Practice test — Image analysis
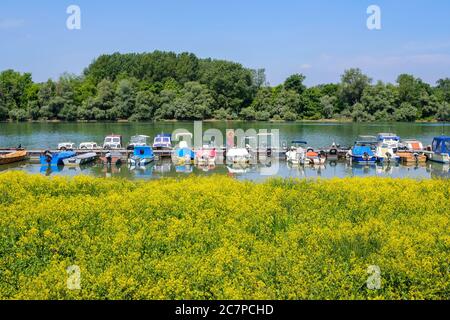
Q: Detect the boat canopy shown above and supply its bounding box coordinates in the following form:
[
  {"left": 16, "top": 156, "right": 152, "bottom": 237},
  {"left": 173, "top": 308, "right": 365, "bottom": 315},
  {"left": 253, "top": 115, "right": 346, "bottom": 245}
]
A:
[
  {"left": 352, "top": 146, "right": 375, "bottom": 156},
  {"left": 153, "top": 134, "right": 172, "bottom": 147},
  {"left": 156, "top": 133, "right": 171, "bottom": 138},
  {"left": 177, "top": 148, "right": 195, "bottom": 158},
  {"left": 377, "top": 133, "right": 400, "bottom": 141},
  {"left": 292, "top": 140, "right": 307, "bottom": 145},
  {"left": 175, "top": 132, "right": 193, "bottom": 140},
  {"left": 134, "top": 146, "right": 154, "bottom": 157},
  {"left": 227, "top": 148, "right": 249, "bottom": 157},
  {"left": 432, "top": 136, "right": 450, "bottom": 154},
  {"left": 131, "top": 135, "right": 150, "bottom": 143}
]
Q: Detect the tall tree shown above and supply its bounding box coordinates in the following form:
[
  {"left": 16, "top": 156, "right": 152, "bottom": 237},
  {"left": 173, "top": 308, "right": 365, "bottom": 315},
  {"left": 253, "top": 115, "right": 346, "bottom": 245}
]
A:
[
  {"left": 284, "top": 74, "right": 306, "bottom": 95},
  {"left": 339, "top": 68, "right": 372, "bottom": 108}
]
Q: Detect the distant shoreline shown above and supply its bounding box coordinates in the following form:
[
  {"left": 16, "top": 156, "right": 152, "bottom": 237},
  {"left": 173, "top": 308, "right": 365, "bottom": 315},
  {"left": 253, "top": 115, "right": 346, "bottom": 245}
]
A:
[{"left": 0, "top": 118, "right": 446, "bottom": 124}]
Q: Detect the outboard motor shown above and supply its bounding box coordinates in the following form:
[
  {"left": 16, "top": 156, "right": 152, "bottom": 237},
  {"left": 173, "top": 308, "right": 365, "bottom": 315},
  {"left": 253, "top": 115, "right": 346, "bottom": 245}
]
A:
[
  {"left": 363, "top": 152, "right": 370, "bottom": 161},
  {"left": 385, "top": 152, "right": 392, "bottom": 162},
  {"left": 43, "top": 150, "right": 53, "bottom": 164},
  {"left": 105, "top": 151, "right": 112, "bottom": 165}
]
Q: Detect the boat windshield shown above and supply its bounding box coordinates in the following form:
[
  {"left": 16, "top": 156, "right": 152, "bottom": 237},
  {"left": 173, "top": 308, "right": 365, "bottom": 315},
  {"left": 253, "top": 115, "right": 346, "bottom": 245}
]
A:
[
  {"left": 155, "top": 137, "right": 170, "bottom": 143},
  {"left": 131, "top": 136, "right": 148, "bottom": 144}
]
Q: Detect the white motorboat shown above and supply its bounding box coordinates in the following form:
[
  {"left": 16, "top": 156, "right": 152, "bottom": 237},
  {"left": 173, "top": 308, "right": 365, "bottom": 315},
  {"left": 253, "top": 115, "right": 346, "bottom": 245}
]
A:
[
  {"left": 226, "top": 148, "right": 251, "bottom": 164},
  {"left": 375, "top": 144, "right": 400, "bottom": 163},
  {"left": 377, "top": 133, "right": 400, "bottom": 151}
]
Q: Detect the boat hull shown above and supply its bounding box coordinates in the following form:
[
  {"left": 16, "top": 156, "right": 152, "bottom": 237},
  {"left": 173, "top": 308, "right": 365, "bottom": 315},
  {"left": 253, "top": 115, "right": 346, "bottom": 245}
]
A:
[
  {"left": 396, "top": 152, "right": 427, "bottom": 164},
  {"left": 196, "top": 157, "right": 216, "bottom": 166},
  {"left": 306, "top": 157, "right": 326, "bottom": 165},
  {"left": 428, "top": 153, "right": 450, "bottom": 164},
  {"left": 63, "top": 153, "right": 98, "bottom": 166},
  {"left": 0, "top": 150, "right": 28, "bottom": 165},
  {"left": 128, "top": 156, "right": 154, "bottom": 167},
  {"left": 40, "top": 151, "right": 77, "bottom": 166},
  {"left": 351, "top": 155, "right": 377, "bottom": 164},
  {"left": 376, "top": 156, "right": 401, "bottom": 164}
]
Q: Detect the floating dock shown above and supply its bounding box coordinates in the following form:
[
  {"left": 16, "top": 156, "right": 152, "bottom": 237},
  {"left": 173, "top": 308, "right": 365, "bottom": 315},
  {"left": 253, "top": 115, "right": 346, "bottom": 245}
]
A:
[{"left": 0, "top": 147, "right": 352, "bottom": 161}]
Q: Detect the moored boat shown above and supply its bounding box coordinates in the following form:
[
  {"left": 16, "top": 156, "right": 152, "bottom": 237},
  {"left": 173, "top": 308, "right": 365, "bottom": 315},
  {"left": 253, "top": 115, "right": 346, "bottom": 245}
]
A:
[
  {"left": 326, "top": 142, "right": 339, "bottom": 161},
  {"left": 63, "top": 152, "right": 99, "bottom": 166},
  {"left": 103, "top": 135, "right": 123, "bottom": 149},
  {"left": 286, "top": 141, "right": 307, "bottom": 165},
  {"left": 226, "top": 147, "right": 251, "bottom": 164},
  {"left": 286, "top": 141, "right": 325, "bottom": 165},
  {"left": 128, "top": 146, "right": 155, "bottom": 166},
  {"left": 40, "top": 151, "right": 77, "bottom": 165},
  {"left": 79, "top": 142, "right": 99, "bottom": 150},
  {"left": 396, "top": 151, "right": 427, "bottom": 165},
  {"left": 427, "top": 136, "right": 450, "bottom": 164},
  {"left": 400, "top": 139, "right": 424, "bottom": 152},
  {"left": 127, "top": 135, "right": 150, "bottom": 150},
  {"left": 397, "top": 139, "right": 427, "bottom": 164},
  {"left": 153, "top": 134, "right": 172, "bottom": 150},
  {"left": 195, "top": 147, "right": 217, "bottom": 166},
  {"left": 173, "top": 141, "right": 195, "bottom": 165},
  {"left": 305, "top": 149, "right": 326, "bottom": 165},
  {"left": 347, "top": 136, "right": 378, "bottom": 164},
  {"left": 375, "top": 143, "right": 400, "bottom": 163},
  {"left": 40, "top": 151, "right": 77, "bottom": 166},
  {"left": 348, "top": 145, "right": 377, "bottom": 164},
  {"left": 58, "top": 142, "right": 76, "bottom": 151},
  {"left": 377, "top": 133, "right": 400, "bottom": 151},
  {"left": 0, "top": 150, "right": 28, "bottom": 165}
]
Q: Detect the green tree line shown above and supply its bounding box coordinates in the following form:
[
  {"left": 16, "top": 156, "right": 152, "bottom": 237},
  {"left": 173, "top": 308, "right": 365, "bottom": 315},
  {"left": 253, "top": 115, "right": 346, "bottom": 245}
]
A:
[{"left": 1, "top": 51, "right": 449, "bottom": 122}]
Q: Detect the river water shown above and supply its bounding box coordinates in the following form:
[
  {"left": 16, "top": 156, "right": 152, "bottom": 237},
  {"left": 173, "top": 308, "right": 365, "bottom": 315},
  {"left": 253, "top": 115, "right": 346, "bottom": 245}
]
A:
[{"left": 1, "top": 121, "right": 449, "bottom": 180}]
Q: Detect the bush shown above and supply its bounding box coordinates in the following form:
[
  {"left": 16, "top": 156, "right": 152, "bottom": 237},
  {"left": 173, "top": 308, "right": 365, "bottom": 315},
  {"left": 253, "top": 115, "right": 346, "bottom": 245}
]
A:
[
  {"left": 0, "top": 172, "right": 449, "bottom": 300},
  {"left": 213, "top": 108, "right": 228, "bottom": 120},
  {"left": 8, "top": 108, "right": 28, "bottom": 121},
  {"left": 394, "top": 103, "right": 418, "bottom": 122},
  {"left": 282, "top": 110, "right": 298, "bottom": 121},
  {"left": 255, "top": 110, "right": 271, "bottom": 121}
]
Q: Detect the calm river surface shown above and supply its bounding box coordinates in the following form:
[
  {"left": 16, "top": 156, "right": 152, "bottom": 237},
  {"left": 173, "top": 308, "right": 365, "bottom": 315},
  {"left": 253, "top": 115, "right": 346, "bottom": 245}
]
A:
[{"left": 1, "top": 121, "right": 449, "bottom": 180}]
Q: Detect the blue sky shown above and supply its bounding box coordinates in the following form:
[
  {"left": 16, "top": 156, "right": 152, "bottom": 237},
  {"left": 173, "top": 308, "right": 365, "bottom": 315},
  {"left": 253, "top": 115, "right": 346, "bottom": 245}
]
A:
[{"left": 1, "top": 0, "right": 450, "bottom": 85}]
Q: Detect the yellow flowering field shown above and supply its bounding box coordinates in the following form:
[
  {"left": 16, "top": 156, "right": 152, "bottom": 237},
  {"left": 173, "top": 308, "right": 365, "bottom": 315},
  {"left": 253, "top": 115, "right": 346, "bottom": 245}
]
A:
[{"left": 0, "top": 171, "right": 449, "bottom": 300}]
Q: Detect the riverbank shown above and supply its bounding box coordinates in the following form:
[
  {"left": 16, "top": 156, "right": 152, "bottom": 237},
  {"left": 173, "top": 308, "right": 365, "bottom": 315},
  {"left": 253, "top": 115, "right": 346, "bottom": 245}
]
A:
[
  {"left": 0, "top": 172, "right": 448, "bottom": 299},
  {"left": 0, "top": 118, "right": 444, "bottom": 124}
]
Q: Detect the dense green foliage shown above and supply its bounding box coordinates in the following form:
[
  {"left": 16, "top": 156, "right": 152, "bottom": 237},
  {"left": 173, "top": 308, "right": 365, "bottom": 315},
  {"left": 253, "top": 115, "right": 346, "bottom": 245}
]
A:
[
  {"left": 1, "top": 51, "right": 450, "bottom": 122},
  {"left": 0, "top": 172, "right": 449, "bottom": 299}
]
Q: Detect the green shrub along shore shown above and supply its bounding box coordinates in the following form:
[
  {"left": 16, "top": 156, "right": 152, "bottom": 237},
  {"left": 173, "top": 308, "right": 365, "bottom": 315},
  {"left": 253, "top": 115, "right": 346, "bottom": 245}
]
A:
[
  {"left": 1, "top": 51, "right": 450, "bottom": 123},
  {"left": 0, "top": 172, "right": 449, "bottom": 300}
]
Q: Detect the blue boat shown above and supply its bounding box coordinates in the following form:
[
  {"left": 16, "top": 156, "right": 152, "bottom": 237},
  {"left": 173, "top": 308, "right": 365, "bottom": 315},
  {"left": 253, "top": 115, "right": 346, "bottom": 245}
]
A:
[
  {"left": 176, "top": 147, "right": 195, "bottom": 159},
  {"left": 40, "top": 151, "right": 77, "bottom": 166},
  {"left": 128, "top": 146, "right": 155, "bottom": 167},
  {"left": 428, "top": 136, "right": 450, "bottom": 164},
  {"left": 349, "top": 145, "right": 377, "bottom": 164}
]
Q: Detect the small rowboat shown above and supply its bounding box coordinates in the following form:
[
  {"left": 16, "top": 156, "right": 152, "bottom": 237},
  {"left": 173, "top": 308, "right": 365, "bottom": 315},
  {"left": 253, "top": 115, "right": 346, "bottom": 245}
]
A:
[
  {"left": 0, "top": 150, "right": 28, "bottom": 165},
  {"left": 63, "top": 152, "right": 99, "bottom": 166}
]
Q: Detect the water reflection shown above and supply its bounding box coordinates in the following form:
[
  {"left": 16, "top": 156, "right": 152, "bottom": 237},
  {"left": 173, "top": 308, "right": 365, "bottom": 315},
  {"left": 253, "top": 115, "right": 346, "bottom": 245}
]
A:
[{"left": 1, "top": 159, "right": 449, "bottom": 181}]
